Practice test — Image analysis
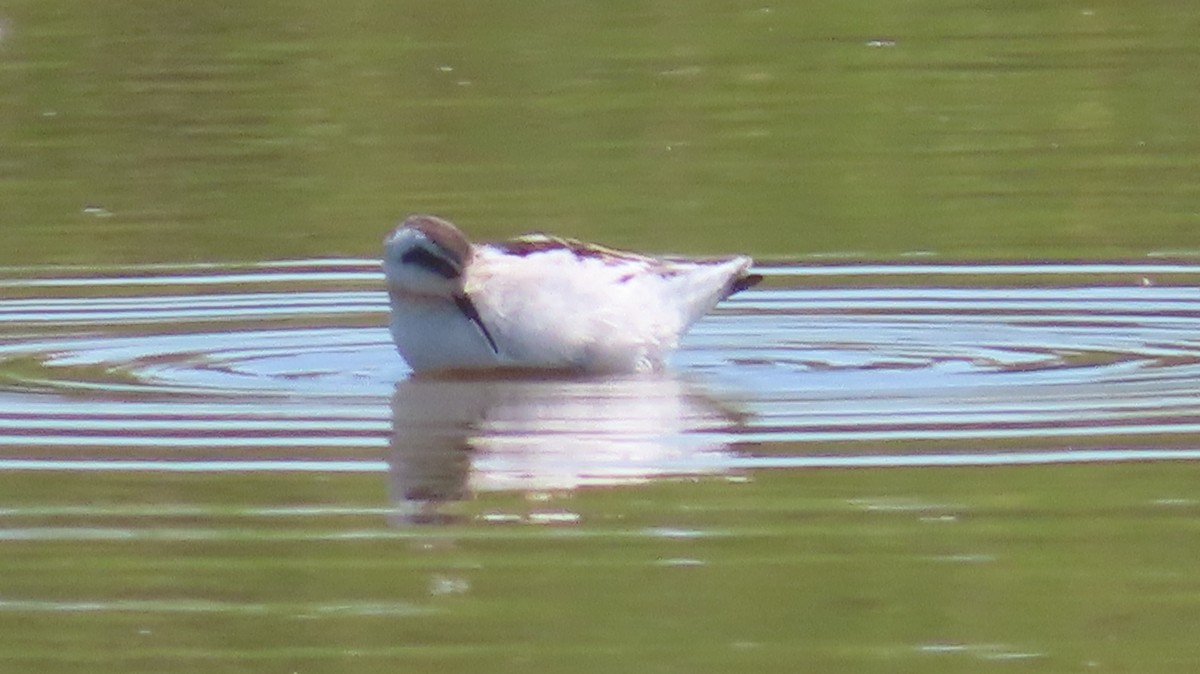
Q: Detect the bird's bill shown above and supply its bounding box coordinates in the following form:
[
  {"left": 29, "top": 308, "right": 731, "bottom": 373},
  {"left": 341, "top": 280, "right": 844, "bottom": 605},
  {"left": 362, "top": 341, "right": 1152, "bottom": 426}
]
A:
[{"left": 453, "top": 294, "right": 499, "bottom": 355}]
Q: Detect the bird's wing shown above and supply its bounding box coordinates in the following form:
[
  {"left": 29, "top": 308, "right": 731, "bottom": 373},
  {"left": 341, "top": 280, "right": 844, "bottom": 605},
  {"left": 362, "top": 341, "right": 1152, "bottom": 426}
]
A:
[
  {"left": 495, "top": 233, "right": 655, "bottom": 263},
  {"left": 491, "top": 233, "right": 760, "bottom": 298},
  {"left": 495, "top": 233, "right": 719, "bottom": 280}
]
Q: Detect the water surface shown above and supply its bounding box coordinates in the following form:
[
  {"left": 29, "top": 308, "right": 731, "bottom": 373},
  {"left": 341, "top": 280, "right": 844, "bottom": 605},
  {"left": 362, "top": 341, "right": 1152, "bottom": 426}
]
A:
[
  {"left": 4, "top": 260, "right": 1199, "bottom": 473},
  {"left": 5, "top": 0, "right": 1200, "bottom": 670},
  {"left": 3, "top": 261, "right": 1200, "bottom": 672},
  {"left": 3, "top": 1, "right": 1199, "bottom": 263},
  {"left": 3, "top": 260, "right": 1200, "bottom": 672}
]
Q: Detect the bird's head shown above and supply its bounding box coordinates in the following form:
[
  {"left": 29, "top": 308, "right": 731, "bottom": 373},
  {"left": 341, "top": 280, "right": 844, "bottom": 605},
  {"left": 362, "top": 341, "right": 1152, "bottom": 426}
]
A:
[{"left": 382, "top": 214, "right": 473, "bottom": 298}]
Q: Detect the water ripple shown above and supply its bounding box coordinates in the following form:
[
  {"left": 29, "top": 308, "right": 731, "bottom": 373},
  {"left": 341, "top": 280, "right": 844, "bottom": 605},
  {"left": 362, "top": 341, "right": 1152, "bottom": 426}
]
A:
[{"left": 1, "top": 260, "right": 1199, "bottom": 496}]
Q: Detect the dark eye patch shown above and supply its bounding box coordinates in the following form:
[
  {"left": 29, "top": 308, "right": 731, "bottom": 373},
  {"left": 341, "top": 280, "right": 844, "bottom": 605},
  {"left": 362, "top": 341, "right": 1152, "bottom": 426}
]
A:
[{"left": 401, "top": 247, "right": 460, "bottom": 279}]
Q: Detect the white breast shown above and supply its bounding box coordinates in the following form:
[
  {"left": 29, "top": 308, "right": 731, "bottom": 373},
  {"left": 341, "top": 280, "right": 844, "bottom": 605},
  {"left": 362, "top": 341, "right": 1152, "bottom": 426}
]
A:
[{"left": 387, "top": 293, "right": 500, "bottom": 372}]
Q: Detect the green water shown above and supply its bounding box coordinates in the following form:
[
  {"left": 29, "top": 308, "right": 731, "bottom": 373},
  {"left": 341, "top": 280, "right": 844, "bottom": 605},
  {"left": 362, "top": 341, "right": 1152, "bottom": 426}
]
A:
[
  {"left": 2, "top": 0, "right": 1198, "bottom": 263},
  {"left": 4, "top": 467, "right": 1200, "bottom": 672},
  {"left": 3, "top": 1, "right": 1200, "bottom": 672}
]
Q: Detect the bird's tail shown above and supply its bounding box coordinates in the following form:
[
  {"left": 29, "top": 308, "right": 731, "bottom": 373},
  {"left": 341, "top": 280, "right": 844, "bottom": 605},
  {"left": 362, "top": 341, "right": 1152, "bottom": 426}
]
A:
[
  {"left": 671, "top": 256, "right": 759, "bottom": 329},
  {"left": 724, "top": 269, "right": 763, "bottom": 299}
]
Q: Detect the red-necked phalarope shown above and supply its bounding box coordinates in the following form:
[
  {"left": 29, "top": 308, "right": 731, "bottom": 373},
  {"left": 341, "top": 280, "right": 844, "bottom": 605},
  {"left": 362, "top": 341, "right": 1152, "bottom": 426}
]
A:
[{"left": 383, "top": 214, "right": 762, "bottom": 374}]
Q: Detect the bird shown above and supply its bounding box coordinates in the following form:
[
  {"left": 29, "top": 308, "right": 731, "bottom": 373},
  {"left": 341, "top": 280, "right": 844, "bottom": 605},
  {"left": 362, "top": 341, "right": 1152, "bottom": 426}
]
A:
[{"left": 382, "top": 214, "right": 762, "bottom": 375}]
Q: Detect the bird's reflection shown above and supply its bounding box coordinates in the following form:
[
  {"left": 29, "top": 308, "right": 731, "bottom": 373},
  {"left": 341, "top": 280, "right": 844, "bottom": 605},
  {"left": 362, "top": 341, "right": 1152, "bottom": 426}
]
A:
[{"left": 388, "top": 374, "right": 748, "bottom": 523}]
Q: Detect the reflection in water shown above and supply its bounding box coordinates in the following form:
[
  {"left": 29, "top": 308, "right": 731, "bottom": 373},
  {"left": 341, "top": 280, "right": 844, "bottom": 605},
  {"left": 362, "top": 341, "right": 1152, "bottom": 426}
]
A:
[
  {"left": 1, "top": 259, "right": 1199, "bottom": 491},
  {"left": 388, "top": 376, "right": 746, "bottom": 521}
]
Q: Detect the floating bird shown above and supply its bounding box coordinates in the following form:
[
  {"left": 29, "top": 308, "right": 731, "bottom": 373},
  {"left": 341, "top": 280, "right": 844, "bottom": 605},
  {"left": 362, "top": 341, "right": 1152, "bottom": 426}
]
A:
[{"left": 382, "top": 215, "right": 761, "bottom": 374}]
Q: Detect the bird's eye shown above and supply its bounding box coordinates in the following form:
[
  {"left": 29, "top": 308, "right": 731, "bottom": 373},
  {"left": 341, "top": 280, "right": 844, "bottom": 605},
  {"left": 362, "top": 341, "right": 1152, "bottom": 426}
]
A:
[{"left": 400, "top": 247, "right": 460, "bottom": 279}]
